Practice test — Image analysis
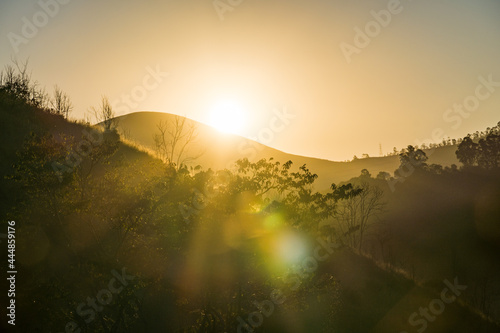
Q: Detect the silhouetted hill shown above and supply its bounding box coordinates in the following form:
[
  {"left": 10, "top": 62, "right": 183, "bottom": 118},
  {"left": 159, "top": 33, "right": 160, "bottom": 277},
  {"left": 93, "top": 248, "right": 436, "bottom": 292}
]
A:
[{"left": 114, "top": 111, "right": 461, "bottom": 188}]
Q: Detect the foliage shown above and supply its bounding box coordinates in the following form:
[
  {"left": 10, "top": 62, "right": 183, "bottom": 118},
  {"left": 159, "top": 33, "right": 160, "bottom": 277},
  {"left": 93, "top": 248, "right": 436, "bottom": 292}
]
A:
[{"left": 456, "top": 131, "right": 500, "bottom": 169}]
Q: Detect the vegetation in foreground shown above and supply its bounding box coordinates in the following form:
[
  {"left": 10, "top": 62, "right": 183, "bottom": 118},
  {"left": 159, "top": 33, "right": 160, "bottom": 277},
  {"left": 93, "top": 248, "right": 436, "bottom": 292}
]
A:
[{"left": 1, "top": 64, "right": 499, "bottom": 332}]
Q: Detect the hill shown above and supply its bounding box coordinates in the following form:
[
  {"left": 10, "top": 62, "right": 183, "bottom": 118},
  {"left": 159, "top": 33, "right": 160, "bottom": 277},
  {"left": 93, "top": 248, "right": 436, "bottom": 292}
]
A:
[{"left": 114, "top": 111, "right": 460, "bottom": 188}]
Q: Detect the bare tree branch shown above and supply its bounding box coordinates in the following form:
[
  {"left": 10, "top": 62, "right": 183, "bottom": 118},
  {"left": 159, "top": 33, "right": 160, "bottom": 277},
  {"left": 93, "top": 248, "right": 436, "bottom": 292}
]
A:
[
  {"left": 90, "top": 96, "right": 117, "bottom": 131},
  {"left": 51, "top": 85, "right": 73, "bottom": 118},
  {"left": 152, "top": 115, "right": 202, "bottom": 169},
  {"left": 334, "top": 182, "right": 385, "bottom": 251}
]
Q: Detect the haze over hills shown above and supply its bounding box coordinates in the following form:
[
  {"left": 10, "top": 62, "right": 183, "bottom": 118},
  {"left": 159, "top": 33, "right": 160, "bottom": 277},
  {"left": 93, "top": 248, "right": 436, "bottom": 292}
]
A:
[{"left": 115, "top": 111, "right": 461, "bottom": 188}]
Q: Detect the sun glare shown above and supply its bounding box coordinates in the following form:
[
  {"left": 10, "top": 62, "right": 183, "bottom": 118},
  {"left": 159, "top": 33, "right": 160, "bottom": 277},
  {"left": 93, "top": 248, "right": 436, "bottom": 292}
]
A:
[{"left": 208, "top": 100, "right": 246, "bottom": 134}]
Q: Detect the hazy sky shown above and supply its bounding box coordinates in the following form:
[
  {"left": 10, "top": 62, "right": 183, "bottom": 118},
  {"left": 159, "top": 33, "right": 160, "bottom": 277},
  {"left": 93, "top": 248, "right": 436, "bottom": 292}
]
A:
[{"left": 1, "top": 0, "right": 500, "bottom": 161}]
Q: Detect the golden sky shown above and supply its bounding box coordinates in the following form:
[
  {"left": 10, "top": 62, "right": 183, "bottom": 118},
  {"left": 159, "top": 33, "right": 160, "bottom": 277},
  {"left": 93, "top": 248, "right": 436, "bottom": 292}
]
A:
[{"left": 1, "top": 0, "right": 500, "bottom": 160}]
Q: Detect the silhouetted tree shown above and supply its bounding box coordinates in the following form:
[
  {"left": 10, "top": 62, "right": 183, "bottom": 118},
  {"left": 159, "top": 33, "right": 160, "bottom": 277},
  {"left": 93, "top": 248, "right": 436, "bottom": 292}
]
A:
[
  {"left": 91, "top": 95, "right": 117, "bottom": 131},
  {"left": 427, "top": 163, "right": 444, "bottom": 174},
  {"left": 444, "top": 164, "right": 458, "bottom": 173},
  {"left": 51, "top": 85, "right": 73, "bottom": 118},
  {"left": 456, "top": 136, "right": 478, "bottom": 167},
  {"left": 153, "top": 116, "right": 201, "bottom": 169},
  {"left": 0, "top": 60, "right": 47, "bottom": 107},
  {"left": 334, "top": 182, "right": 385, "bottom": 251},
  {"left": 376, "top": 171, "right": 390, "bottom": 180},
  {"left": 394, "top": 145, "right": 428, "bottom": 178},
  {"left": 477, "top": 133, "right": 500, "bottom": 169},
  {"left": 360, "top": 168, "right": 371, "bottom": 178}
]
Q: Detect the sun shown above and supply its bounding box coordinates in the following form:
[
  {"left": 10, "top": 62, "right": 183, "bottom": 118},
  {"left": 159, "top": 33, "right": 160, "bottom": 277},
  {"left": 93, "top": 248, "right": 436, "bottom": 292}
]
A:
[{"left": 208, "top": 100, "right": 246, "bottom": 134}]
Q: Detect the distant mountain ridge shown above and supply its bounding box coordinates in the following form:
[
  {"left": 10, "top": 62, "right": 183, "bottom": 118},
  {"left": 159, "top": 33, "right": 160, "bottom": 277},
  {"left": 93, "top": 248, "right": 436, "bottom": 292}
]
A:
[{"left": 114, "top": 111, "right": 460, "bottom": 189}]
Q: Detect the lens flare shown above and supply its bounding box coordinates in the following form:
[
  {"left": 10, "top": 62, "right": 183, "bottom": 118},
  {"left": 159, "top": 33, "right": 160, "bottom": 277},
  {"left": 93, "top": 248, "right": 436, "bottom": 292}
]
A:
[{"left": 275, "top": 231, "right": 309, "bottom": 265}]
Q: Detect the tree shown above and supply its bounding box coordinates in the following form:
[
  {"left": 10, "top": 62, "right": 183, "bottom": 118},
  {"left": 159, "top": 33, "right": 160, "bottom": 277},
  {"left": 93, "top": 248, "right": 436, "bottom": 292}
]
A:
[
  {"left": 165, "top": 158, "right": 350, "bottom": 330},
  {"left": 394, "top": 145, "right": 428, "bottom": 178},
  {"left": 51, "top": 85, "right": 73, "bottom": 118},
  {"left": 72, "top": 129, "right": 119, "bottom": 200},
  {"left": 360, "top": 169, "right": 371, "bottom": 178},
  {"left": 376, "top": 171, "right": 390, "bottom": 180},
  {"left": 477, "top": 133, "right": 500, "bottom": 169},
  {"left": 456, "top": 136, "right": 478, "bottom": 167},
  {"left": 152, "top": 116, "right": 201, "bottom": 168},
  {"left": 334, "top": 182, "right": 385, "bottom": 251},
  {"left": 0, "top": 60, "right": 47, "bottom": 107},
  {"left": 91, "top": 96, "right": 116, "bottom": 131},
  {"left": 427, "top": 163, "right": 444, "bottom": 174}
]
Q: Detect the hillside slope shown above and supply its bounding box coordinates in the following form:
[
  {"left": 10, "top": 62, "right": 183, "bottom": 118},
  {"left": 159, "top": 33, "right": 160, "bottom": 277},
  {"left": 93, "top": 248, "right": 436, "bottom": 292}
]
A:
[{"left": 115, "top": 111, "right": 460, "bottom": 188}]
